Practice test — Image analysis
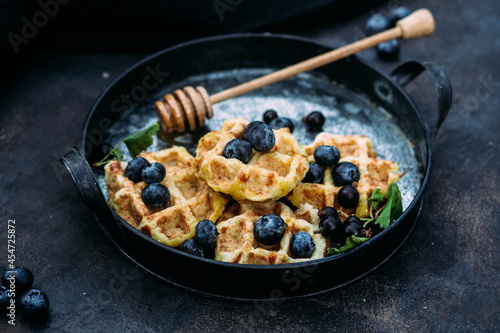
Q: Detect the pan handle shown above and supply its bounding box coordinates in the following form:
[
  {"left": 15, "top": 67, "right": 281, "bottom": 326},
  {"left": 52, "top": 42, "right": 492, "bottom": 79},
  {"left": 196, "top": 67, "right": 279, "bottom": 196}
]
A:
[
  {"left": 390, "top": 61, "right": 452, "bottom": 139},
  {"left": 60, "top": 147, "right": 118, "bottom": 224}
]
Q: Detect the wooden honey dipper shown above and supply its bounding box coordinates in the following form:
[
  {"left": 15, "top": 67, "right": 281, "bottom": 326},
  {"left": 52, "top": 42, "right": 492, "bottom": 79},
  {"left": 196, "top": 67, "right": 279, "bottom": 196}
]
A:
[{"left": 155, "top": 9, "right": 435, "bottom": 133}]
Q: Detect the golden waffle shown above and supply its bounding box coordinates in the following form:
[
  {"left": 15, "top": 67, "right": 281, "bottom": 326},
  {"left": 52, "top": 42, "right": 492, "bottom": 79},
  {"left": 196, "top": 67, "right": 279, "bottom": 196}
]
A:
[
  {"left": 287, "top": 133, "right": 402, "bottom": 218},
  {"left": 215, "top": 201, "right": 327, "bottom": 264},
  {"left": 194, "top": 118, "right": 309, "bottom": 202},
  {"left": 105, "top": 146, "right": 229, "bottom": 247}
]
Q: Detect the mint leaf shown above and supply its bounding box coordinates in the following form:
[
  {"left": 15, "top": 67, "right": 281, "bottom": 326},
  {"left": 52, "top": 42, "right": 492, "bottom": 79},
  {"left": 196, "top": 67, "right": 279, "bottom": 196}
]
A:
[
  {"left": 327, "top": 235, "right": 370, "bottom": 255},
  {"left": 369, "top": 188, "right": 386, "bottom": 211},
  {"left": 93, "top": 147, "right": 124, "bottom": 167},
  {"left": 375, "top": 182, "right": 403, "bottom": 229},
  {"left": 110, "top": 147, "right": 123, "bottom": 161},
  {"left": 363, "top": 188, "right": 387, "bottom": 225},
  {"left": 92, "top": 123, "right": 159, "bottom": 167},
  {"left": 123, "top": 123, "right": 160, "bottom": 158},
  {"left": 389, "top": 182, "right": 403, "bottom": 220}
]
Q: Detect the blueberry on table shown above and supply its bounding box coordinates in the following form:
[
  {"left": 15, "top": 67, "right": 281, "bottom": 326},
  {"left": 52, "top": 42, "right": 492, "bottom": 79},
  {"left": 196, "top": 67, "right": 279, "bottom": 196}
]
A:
[
  {"left": 314, "top": 145, "right": 341, "bottom": 167},
  {"left": 365, "top": 13, "right": 390, "bottom": 36},
  {"left": 303, "top": 111, "right": 325, "bottom": 130},
  {"left": 290, "top": 232, "right": 315, "bottom": 258},
  {"left": 195, "top": 219, "right": 219, "bottom": 249},
  {"left": 19, "top": 289, "right": 50, "bottom": 319},
  {"left": 141, "top": 162, "right": 166, "bottom": 184},
  {"left": 0, "top": 286, "right": 12, "bottom": 311},
  {"left": 242, "top": 121, "right": 264, "bottom": 142},
  {"left": 254, "top": 214, "right": 288, "bottom": 246},
  {"left": 332, "top": 162, "right": 360, "bottom": 186},
  {"left": 249, "top": 123, "right": 275, "bottom": 152},
  {"left": 344, "top": 216, "right": 366, "bottom": 237},
  {"left": 125, "top": 157, "right": 150, "bottom": 183},
  {"left": 302, "top": 162, "right": 324, "bottom": 184},
  {"left": 318, "top": 206, "right": 339, "bottom": 221},
  {"left": 141, "top": 183, "right": 170, "bottom": 209},
  {"left": 1, "top": 266, "right": 34, "bottom": 295},
  {"left": 389, "top": 6, "right": 411, "bottom": 26},
  {"left": 320, "top": 215, "right": 345, "bottom": 243},
  {"left": 263, "top": 109, "right": 278, "bottom": 124},
  {"left": 376, "top": 39, "right": 400, "bottom": 60},
  {"left": 177, "top": 238, "right": 211, "bottom": 258},
  {"left": 223, "top": 138, "right": 253, "bottom": 164},
  {"left": 269, "top": 117, "right": 294, "bottom": 133},
  {"left": 337, "top": 185, "right": 359, "bottom": 209}
]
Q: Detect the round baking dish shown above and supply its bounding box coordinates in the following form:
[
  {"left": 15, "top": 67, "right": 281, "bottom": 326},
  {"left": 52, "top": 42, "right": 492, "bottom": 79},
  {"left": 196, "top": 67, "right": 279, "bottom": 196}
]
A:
[{"left": 61, "top": 33, "right": 451, "bottom": 301}]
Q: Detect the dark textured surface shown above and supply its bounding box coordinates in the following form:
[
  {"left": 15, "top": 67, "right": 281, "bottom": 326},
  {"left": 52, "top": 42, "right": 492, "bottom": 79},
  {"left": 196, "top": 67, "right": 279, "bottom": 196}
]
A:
[{"left": 1, "top": 0, "right": 499, "bottom": 332}]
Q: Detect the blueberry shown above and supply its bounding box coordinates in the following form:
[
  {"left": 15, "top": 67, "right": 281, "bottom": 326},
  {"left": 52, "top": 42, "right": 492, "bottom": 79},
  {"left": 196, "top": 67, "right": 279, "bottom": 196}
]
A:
[
  {"left": 19, "top": 289, "right": 50, "bottom": 319},
  {"left": 303, "top": 111, "right": 325, "bottom": 130},
  {"left": 242, "top": 121, "right": 264, "bottom": 142},
  {"left": 376, "top": 39, "right": 400, "bottom": 60},
  {"left": 290, "top": 232, "right": 315, "bottom": 258},
  {"left": 365, "top": 13, "right": 390, "bottom": 36},
  {"left": 263, "top": 109, "right": 278, "bottom": 124},
  {"left": 223, "top": 138, "right": 253, "bottom": 164},
  {"left": 2, "top": 266, "right": 34, "bottom": 296},
  {"left": 320, "top": 215, "right": 345, "bottom": 243},
  {"left": 344, "top": 216, "right": 366, "bottom": 237},
  {"left": 332, "top": 162, "right": 360, "bottom": 186},
  {"left": 302, "top": 162, "right": 324, "bottom": 184},
  {"left": 195, "top": 219, "right": 219, "bottom": 249},
  {"left": 0, "top": 286, "right": 12, "bottom": 311},
  {"left": 141, "top": 183, "right": 170, "bottom": 209},
  {"left": 389, "top": 6, "right": 411, "bottom": 26},
  {"left": 314, "top": 145, "right": 341, "bottom": 167},
  {"left": 141, "top": 162, "right": 166, "bottom": 184},
  {"left": 249, "top": 123, "right": 275, "bottom": 152},
  {"left": 344, "top": 215, "right": 362, "bottom": 225},
  {"left": 344, "top": 222, "right": 363, "bottom": 238},
  {"left": 269, "top": 117, "right": 294, "bottom": 133},
  {"left": 318, "top": 206, "right": 339, "bottom": 221},
  {"left": 125, "top": 157, "right": 150, "bottom": 183},
  {"left": 177, "top": 238, "right": 211, "bottom": 258},
  {"left": 254, "top": 214, "right": 288, "bottom": 246},
  {"left": 338, "top": 185, "right": 359, "bottom": 209}
]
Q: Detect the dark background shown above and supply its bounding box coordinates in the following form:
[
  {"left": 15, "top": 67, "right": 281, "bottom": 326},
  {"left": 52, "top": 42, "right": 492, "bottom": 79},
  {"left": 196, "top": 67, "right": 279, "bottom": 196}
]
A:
[{"left": 1, "top": 0, "right": 499, "bottom": 332}]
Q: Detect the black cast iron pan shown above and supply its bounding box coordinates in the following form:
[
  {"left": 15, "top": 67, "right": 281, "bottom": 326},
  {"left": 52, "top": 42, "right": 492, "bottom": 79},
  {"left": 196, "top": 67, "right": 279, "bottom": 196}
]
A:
[{"left": 61, "top": 34, "right": 451, "bottom": 301}]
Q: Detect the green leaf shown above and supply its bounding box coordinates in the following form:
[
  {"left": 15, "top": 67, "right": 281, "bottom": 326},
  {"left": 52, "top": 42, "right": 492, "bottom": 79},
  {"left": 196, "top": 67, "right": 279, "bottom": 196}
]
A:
[
  {"left": 93, "top": 147, "right": 123, "bottom": 167},
  {"left": 375, "top": 182, "right": 403, "bottom": 229},
  {"left": 327, "top": 235, "right": 370, "bottom": 255},
  {"left": 389, "top": 182, "right": 403, "bottom": 219},
  {"left": 110, "top": 147, "right": 123, "bottom": 161},
  {"left": 92, "top": 123, "right": 160, "bottom": 168},
  {"left": 123, "top": 123, "right": 160, "bottom": 158},
  {"left": 368, "top": 188, "right": 386, "bottom": 211}
]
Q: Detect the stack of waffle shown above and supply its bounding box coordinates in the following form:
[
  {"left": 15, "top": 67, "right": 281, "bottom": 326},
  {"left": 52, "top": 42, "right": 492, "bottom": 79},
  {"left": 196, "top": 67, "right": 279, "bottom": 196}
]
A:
[
  {"left": 105, "top": 119, "right": 403, "bottom": 264},
  {"left": 287, "top": 133, "right": 402, "bottom": 219},
  {"left": 194, "top": 118, "right": 309, "bottom": 202},
  {"left": 215, "top": 201, "right": 326, "bottom": 264},
  {"left": 105, "top": 146, "right": 229, "bottom": 247}
]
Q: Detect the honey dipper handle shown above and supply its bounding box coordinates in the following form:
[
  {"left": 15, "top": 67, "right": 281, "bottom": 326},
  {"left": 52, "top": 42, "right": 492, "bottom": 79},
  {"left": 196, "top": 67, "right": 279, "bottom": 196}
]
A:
[{"left": 210, "top": 9, "right": 435, "bottom": 104}]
